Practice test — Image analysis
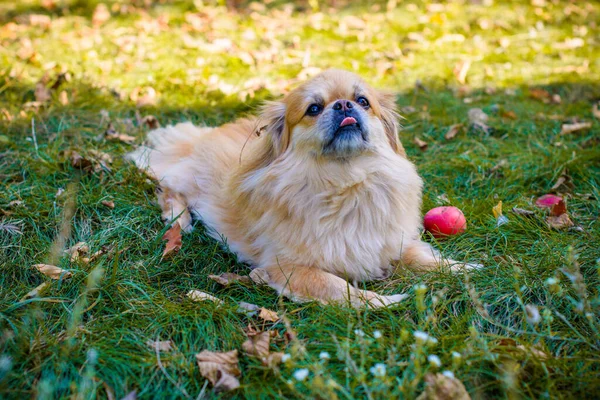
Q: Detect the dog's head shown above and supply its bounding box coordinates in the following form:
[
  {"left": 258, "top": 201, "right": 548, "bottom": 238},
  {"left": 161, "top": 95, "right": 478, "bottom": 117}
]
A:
[{"left": 260, "top": 69, "right": 404, "bottom": 160}]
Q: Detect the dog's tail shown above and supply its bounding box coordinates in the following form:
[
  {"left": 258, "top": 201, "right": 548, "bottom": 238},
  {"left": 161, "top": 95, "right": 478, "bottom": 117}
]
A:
[{"left": 127, "top": 122, "right": 212, "bottom": 179}]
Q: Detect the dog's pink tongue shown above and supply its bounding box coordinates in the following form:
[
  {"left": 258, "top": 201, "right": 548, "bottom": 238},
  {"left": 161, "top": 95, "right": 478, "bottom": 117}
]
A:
[{"left": 339, "top": 117, "right": 357, "bottom": 127}]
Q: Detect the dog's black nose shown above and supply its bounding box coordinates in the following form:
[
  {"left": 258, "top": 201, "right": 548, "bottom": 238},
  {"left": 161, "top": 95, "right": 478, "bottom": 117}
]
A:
[{"left": 333, "top": 100, "right": 354, "bottom": 111}]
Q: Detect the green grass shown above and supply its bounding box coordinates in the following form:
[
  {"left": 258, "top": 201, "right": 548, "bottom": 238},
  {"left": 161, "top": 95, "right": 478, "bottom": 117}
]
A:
[{"left": 1, "top": 0, "right": 599, "bottom": 398}]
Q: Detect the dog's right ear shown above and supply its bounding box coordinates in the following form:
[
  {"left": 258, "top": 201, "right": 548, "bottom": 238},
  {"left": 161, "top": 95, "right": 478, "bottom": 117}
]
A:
[{"left": 260, "top": 101, "right": 289, "bottom": 157}]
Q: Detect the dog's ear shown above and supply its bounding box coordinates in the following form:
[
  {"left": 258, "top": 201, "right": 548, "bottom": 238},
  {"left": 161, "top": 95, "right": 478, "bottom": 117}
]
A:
[
  {"left": 260, "top": 100, "right": 289, "bottom": 157},
  {"left": 376, "top": 91, "right": 406, "bottom": 157}
]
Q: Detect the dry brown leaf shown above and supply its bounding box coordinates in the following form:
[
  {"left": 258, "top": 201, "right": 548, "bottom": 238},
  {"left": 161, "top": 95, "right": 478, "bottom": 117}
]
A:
[
  {"left": 414, "top": 137, "right": 428, "bottom": 150},
  {"left": 101, "top": 200, "right": 115, "bottom": 209},
  {"left": 444, "top": 124, "right": 462, "bottom": 140},
  {"left": 208, "top": 273, "right": 251, "bottom": 286},
  {"left": 529, "top": 88, "right": 551, "bottom": 103},
  {"left": 500, "top": 110, "right": 517, "bottom": 120},
  {"left": 242, "top": 331, "right": 270, "bottom": 359},
  {"left": 34, "top": 264, "right": 72, "bottom": 279},
  {"left": 131, "top": 87, "right": 157, "bottom": 108},
  {"left": 145, "top": 340, "right": 173, "bottom": 352},
  {"left": 560, "top": 122, "right": 591, "bottom": 135},
  {"left": 66, "top": 242, "right": 90, "bottom": 263},
  {"left": 35, "top": 82, "right": 51, "bottom": 103},
  {"left": 187, "top": 290, "right": 222, "bottom": 304},
  {"left": 550, "top": 200, "right": 567, "bottom": 217},
  {"left": 104, "top": 123, "right": 136, "bottom": 144},
  {"left": 22, "top": 282, "right": 51, "bottom": 301},
  {"left": 416, "top": 373, "right": 471, "bottom": 400},
  {"left": 547, "top": 213, "right": 574, "bottom": 229},
  {"left": 162, "top": 223, "right": 182, "bottom": 258},
  {"left": 249, "top": 268, "right": 269, "bottom": 285},
  {"left": 258, "top": 307, "right": 279, "bottom": 322},
  {"left": 551, "top": 171, "right": 573, "bottom": 192},
  {"left": 195, "top": 350, "right": 241, "bottom": 390},
  {"left": 141, "top": 115, "right": 160, "bottom": 129},
  {"left": 67, "top": 150, "right": 112, "bottom": 173},
  {"left": 468, "top": 108, "right": 490, "bottom": 133}
]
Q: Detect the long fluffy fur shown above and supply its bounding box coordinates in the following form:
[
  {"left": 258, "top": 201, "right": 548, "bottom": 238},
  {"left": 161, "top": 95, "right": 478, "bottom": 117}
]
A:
[{"left": 128, "top": 69, "right": 476, "bottom": 308}]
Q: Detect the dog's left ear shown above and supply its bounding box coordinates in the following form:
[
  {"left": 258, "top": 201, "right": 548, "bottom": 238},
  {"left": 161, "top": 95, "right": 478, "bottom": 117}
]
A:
[
  {"left": 376, "top": 91, "right": 406, "bottom": 157},
  {"left": 260, "top": 100, "right": 289, "bottom": 157}
]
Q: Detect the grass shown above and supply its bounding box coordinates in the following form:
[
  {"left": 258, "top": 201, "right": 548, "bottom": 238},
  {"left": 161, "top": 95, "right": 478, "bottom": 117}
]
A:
[{"left": 1, "top": 0, "right": 599, "bottom": 398}]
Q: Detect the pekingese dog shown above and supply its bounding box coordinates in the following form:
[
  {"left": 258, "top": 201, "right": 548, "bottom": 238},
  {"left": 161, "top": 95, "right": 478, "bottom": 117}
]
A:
[{"left": 129, "top": 69, "right": 477, "bottom": 308}]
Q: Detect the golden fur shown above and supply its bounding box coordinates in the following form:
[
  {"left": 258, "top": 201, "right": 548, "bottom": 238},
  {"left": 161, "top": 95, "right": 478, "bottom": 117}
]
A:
[{"left": 128, "top": 69, "right": 478, "bottom": 308}]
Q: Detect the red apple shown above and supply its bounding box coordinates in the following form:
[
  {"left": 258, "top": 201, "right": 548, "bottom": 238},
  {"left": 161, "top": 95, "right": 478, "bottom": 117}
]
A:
[{"left": 423, "top": 206, "right": 467, "bottom": 238}]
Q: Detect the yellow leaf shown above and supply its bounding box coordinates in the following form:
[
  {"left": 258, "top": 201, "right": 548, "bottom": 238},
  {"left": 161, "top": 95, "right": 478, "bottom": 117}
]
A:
[
  {"left": 258, "top": 307, "right": 279, "bottom": 322},
  {"left": 34, "top": 264, "right": 72, "bottom": 279},
  {"left": 492, "top": 201, "right": 503, "bottom": 219}
]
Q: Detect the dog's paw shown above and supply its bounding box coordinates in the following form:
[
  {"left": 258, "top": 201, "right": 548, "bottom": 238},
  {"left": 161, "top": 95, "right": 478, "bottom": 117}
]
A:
[{"left": 368, "top": 293, "right": 408, "bottom": 308}]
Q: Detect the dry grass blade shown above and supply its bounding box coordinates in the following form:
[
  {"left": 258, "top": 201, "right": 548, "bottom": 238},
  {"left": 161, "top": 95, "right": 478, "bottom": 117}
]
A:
[
  {"left": 21, "top": 282, "right": 51, "bottom": 301},
  {"left": 34, "top": 264, "right": 72, "bottom": 279}
]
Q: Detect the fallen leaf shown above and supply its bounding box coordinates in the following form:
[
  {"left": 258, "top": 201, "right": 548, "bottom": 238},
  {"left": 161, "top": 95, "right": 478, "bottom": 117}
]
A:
[
  {"left": 414, "top": 137, "right": 428, "bottom": 150},
  {"left": 249, "top": 268, "right": 269, "bottom": 285},
  {"left": 468, "top": 108, "right": 489, "bottom": 133},
  {"left": 492, "top": 201, "right": 509, "bottom": 226},
  {"left": 58, "top": 90, "right": 69, "bottom": 105},
  {"left": 66, "top": 242, "right": 90, "bottom": 263},
  {"left": 561, "top": 122, "right": 592, "bottom": 135},
  {"left": 444, "top": 124, "right": 462, "bottom": 140},
  {"left": 416, "top": 373, "right": 471, "bottom": 400},
  {"left": 66, "top": 150, "right": 112, "bottom": 173},
  {"left": 550, "top": 200, "right": 567, "bottom": 217},
  {"left": 187, "top": 290, "right": 222, "bottom": 304},
  {"left": 512, "top": 207, "right": 535, "bottom": 217},
  {"left": 258, "top": 307, "right": 279, "bottom": 322},
  {"left": 141, "top": 115, "right": 160, "bottom": 129},
  {"left": 208, "top": 273, "right": 251, "bottom": 286},
  {"left": 592, "top": 103, "right": 600, "bottom": 119},
  {"left": 21, "top": 282, "right": 51, "bottom": 301},
  {"left": 500, "top": 110, "right": 517, "bottom": 120},
  {"left": 146, "top": 340, "right": 173, "bottom": 352},
  {"left": 162, "top": 223, "right": 182, "bottom": 258},
  {"left": 529, "top": 88, "right": 551, "bottom": 103},
  {"left": 195, "top": 350, "right": 241, "bottom": 391},
  {"left": 131, "top": 87, "right": 157, "bottom": 108},
  {"left": 453, "top": 60, "right": 471, "bottom": 84},
  {"left": 237, "top": 302, "right": 260, "bottom": 316},
  {"left": 104, "top": 123, "right": 136, "bottom": 144},
  {"left": 92, "top": 3, "right": 111, "bottom": 27},
  {"left": 101, "top": 200, "right": 115, "bottom": 209},
  {"left": 242, "top": 331, "right": 270, "bottom": 359},
  {"left": 34, "top": 264, "right": 72, "bottom": 279},
  {"left": 551, "top": 171, "right": 573, "bottom": 192},
  {"left": 34, "top": 82, "right": 51, "bottom": 103}
]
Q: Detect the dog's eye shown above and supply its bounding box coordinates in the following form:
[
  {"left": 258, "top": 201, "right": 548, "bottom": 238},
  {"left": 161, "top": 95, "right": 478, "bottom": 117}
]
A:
[
  {"left": 306, "top": 103, "right": 323, "bottom": 116},
  {"left": 356, "top": 96, "right": 370, "bottom": 108}
]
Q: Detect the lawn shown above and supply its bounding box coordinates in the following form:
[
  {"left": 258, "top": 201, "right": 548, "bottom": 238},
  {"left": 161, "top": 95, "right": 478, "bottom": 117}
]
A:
[{"left": 1, "top": 0, "right": 599, "bottom": 398}]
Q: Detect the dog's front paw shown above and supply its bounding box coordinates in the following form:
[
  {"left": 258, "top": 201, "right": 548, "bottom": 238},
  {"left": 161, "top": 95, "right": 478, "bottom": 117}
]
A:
[{"left": 367, "top": 293, "right": 408, "bottom": 308}]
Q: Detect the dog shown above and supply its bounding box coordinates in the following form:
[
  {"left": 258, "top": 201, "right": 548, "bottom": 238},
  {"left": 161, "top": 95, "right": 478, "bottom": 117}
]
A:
[{"left": 128, "top": 69, "right": 477, "bottom": 308}]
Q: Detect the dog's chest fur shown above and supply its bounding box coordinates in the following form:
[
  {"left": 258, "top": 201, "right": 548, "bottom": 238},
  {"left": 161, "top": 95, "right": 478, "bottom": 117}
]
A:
[{"left": 229, "top": 152, "right": 423, "bottom": 281}]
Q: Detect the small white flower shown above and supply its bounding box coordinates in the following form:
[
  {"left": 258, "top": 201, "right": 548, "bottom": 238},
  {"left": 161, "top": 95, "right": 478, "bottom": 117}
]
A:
[
  {"left": 427, "top": 336, "right": 438, "bottom": 346},
  {"left": 0, "top": 356, "right": 12, "bottom": 372},
  {"left": 525, "top": 304, "right": 541, "bottom": 325},
  {"left": 354, "top": 329, "right": 365, "bottom": 337},
  {"left": 442, "top": 371, "right": 455, "bottom": 379},
  {"left": 373, "top": 330, "right": 382, "bottom": 339},
  {"left": 370, "top": 363, "right": 387, "bottom": 377},
  {"left": 87, "top": 348, "right": 98, "bottom": 364},
  {"left": 451, "top": 351, "right": 462, "bottom": 361},
  {"left": 293, "top": 368, "right": 309, "bottom": 381},
  {"left": 545, "top": 278, "right": 557, "bottom": 285},
  {"left": 414, "top": 330, "right": 429, "bottom": 343},
  {"left": 428, "top": 355, "right": 441, "bottom": 368},
  {"left": 281, "top": 353, "right": 291, "bottom": 363},
  {"left": 319, "top": 351, "right": 330, "bottom": 360},
  {"left": 414, "top": 284, "right": 427, "bottom": 293}
]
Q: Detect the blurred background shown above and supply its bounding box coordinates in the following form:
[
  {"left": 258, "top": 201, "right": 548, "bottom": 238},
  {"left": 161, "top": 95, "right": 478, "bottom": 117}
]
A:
[{"left": 0, "top": 0, "right": 597, "bottom": 116}]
